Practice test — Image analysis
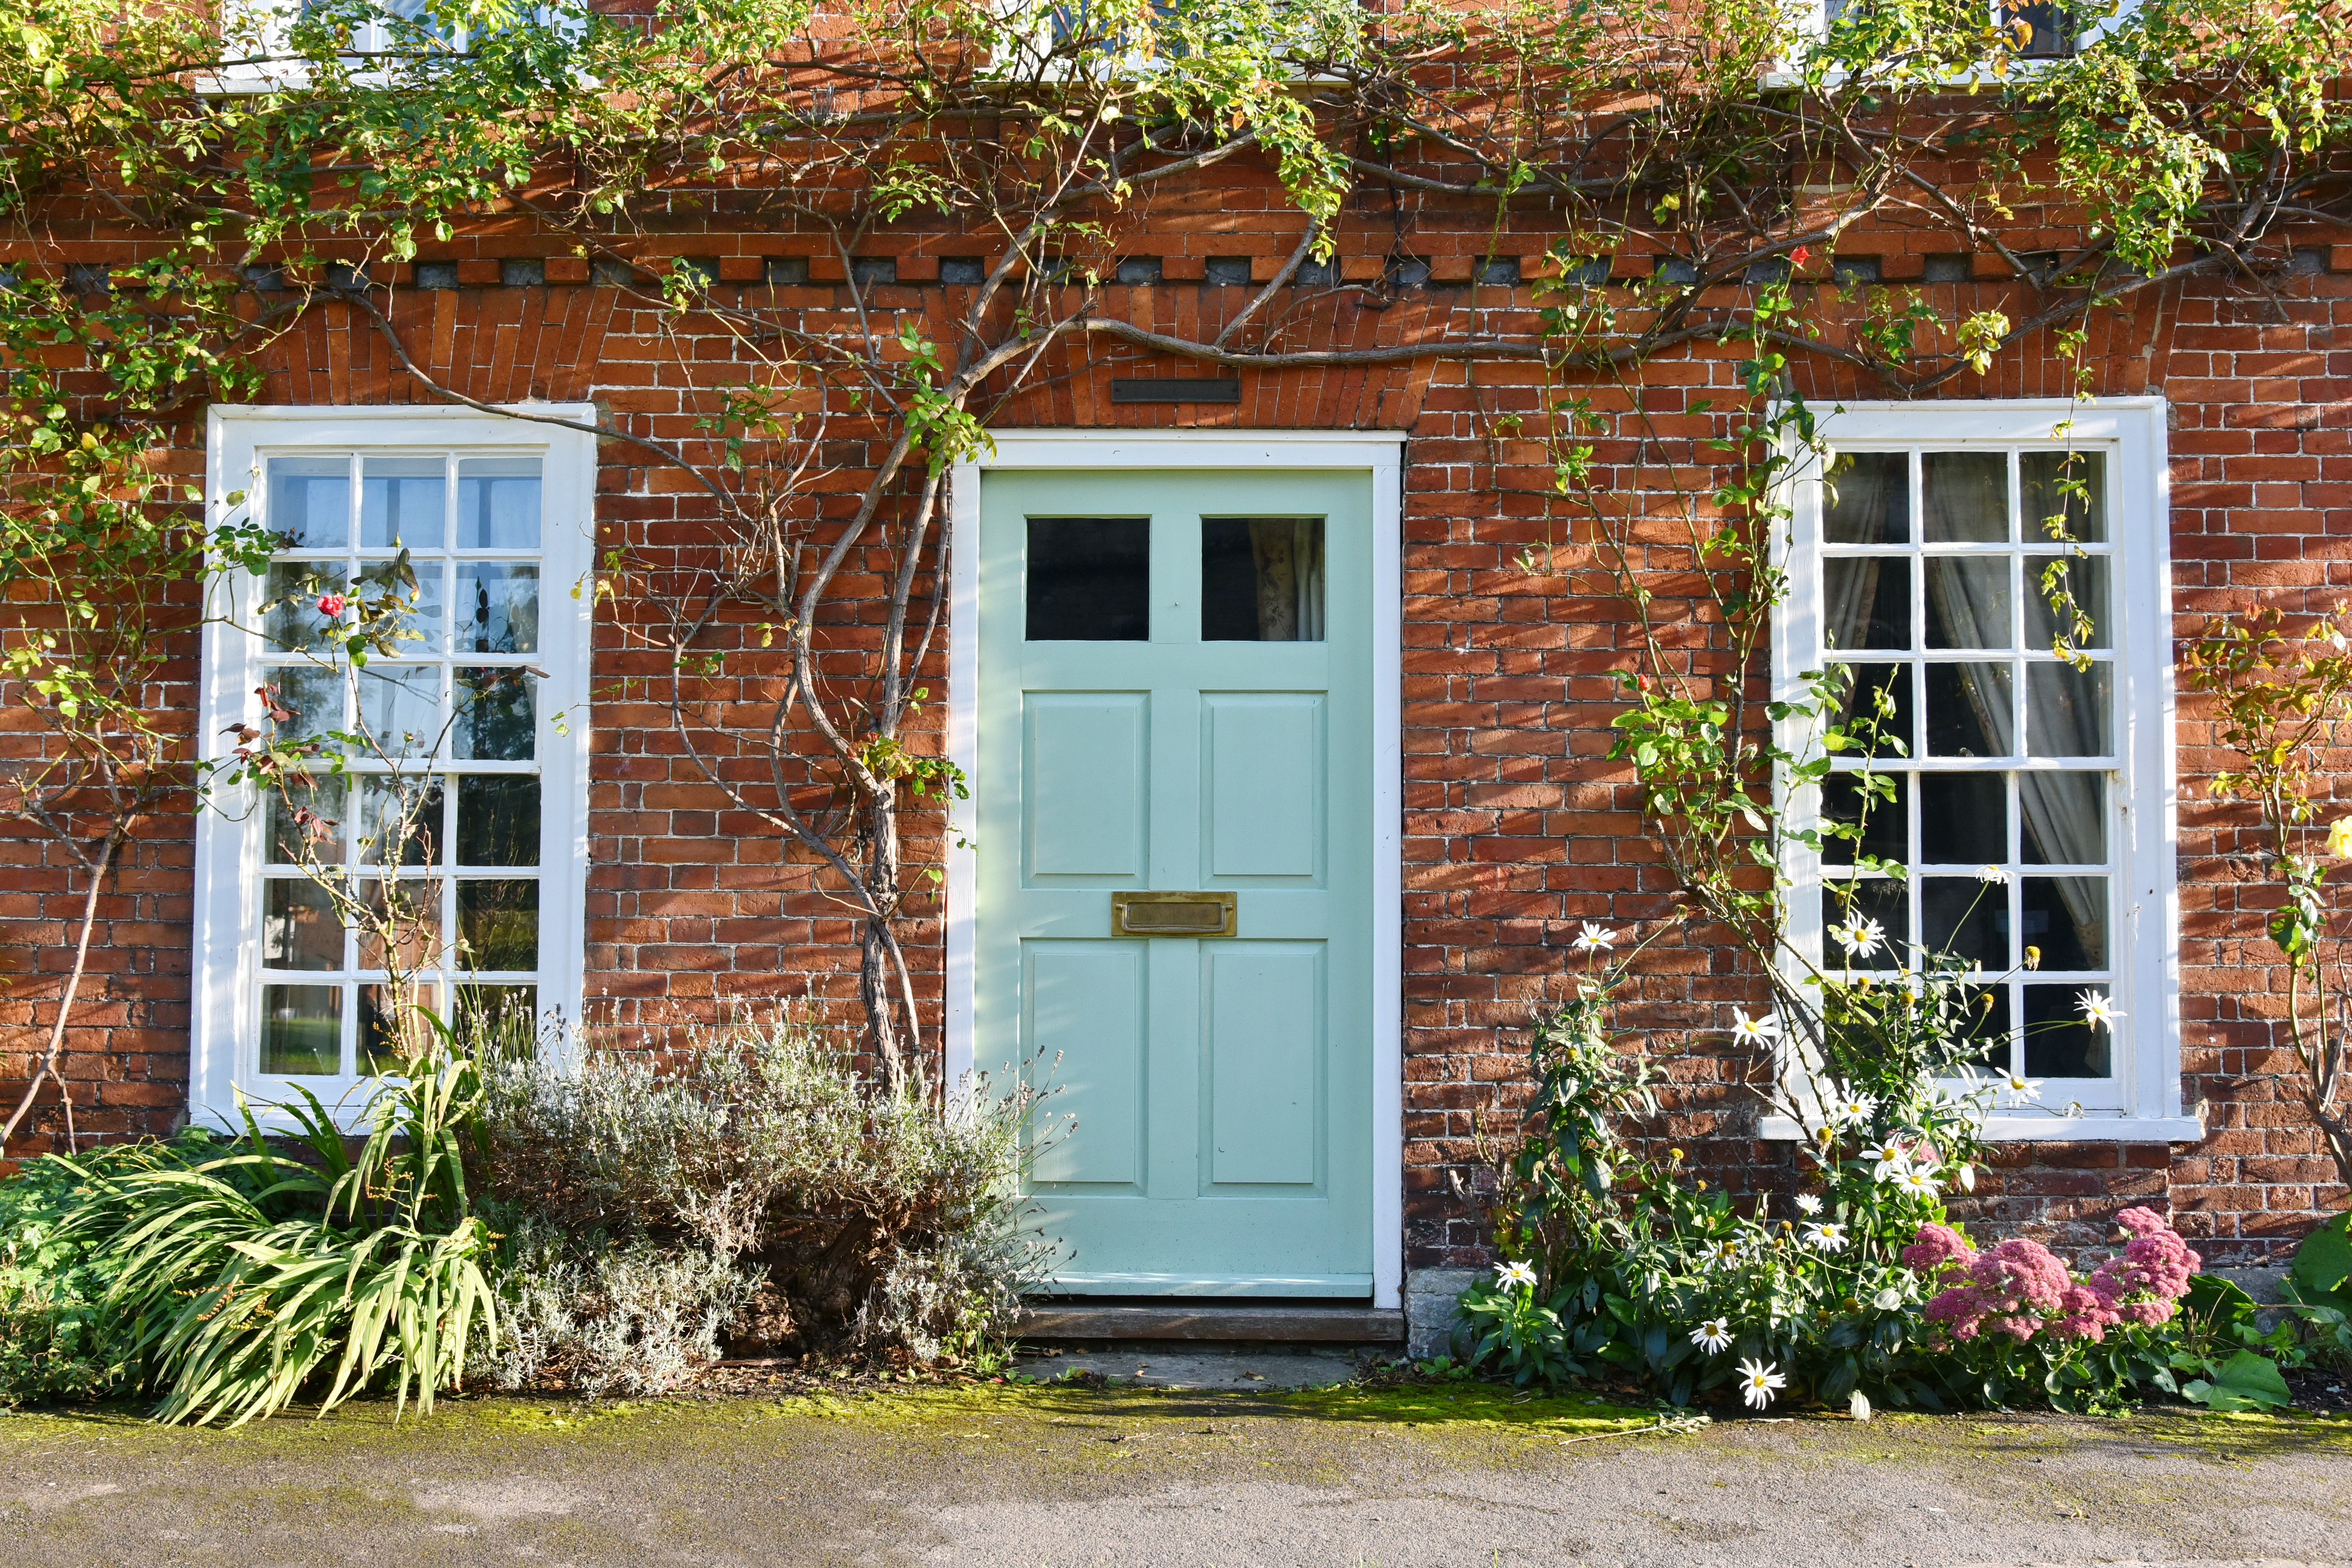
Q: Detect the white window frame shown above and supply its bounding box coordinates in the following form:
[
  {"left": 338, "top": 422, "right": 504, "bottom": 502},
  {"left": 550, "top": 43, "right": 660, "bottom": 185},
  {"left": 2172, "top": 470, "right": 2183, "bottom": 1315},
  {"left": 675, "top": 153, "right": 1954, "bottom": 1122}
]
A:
[
  {"left": 1764, "top": 397, "right": 2195, "bottom": 1143},
  {"left": 194, "top": 404, "right": 596, "bottom": 1130}
]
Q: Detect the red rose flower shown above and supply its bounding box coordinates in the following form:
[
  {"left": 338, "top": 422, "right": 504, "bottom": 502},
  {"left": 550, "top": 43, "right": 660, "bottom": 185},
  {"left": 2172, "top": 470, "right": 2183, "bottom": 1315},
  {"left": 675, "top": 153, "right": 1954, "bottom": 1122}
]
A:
[
  {"left": 317, "top": 593, "right": 346, "bottom": 618},
  {"left": 1789, "top": 246, "right": 1811, "bottom": 266}
]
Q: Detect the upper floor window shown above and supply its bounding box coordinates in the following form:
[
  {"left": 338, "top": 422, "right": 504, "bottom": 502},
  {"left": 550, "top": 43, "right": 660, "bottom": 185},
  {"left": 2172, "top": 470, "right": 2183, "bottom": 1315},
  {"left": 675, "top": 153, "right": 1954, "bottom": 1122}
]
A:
[
  {"left": 1785, "top": 0, "right": 2134, "bottom": 81},
  {"left": 195, "top": 406, "right": 595, "bottom": 1123},
  {"left": 1774, "top": 400, "right": 2191, "bottom": 1140}
]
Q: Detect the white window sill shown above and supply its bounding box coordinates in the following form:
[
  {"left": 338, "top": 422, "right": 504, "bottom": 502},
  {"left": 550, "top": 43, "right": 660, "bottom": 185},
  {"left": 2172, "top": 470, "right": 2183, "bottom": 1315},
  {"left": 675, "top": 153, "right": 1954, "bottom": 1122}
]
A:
[{"left": 1760, "top": 1113, "right": 2203, "bottom": 1144}]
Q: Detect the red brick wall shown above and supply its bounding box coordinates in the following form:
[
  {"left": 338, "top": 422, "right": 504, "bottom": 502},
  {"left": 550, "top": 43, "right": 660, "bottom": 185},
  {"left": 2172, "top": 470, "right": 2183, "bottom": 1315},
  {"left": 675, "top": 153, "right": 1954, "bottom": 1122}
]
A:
[{"left": 3, "top": 196, "right": 2347, "bottom": 1267}]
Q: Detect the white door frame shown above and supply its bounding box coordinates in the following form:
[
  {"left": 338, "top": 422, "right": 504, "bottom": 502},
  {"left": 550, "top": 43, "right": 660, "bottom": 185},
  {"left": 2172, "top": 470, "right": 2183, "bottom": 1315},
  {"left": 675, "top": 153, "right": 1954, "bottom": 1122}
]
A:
[{"left": 946, "top": 430, "right": 1406, "bottom": 1309}]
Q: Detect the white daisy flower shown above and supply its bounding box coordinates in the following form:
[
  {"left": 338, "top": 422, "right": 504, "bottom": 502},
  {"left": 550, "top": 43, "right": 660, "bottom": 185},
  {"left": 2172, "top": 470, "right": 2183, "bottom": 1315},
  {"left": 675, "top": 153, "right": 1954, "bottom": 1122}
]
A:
[
  {"left": 1825, "top": 1080, "right": 1877, "bottom": 1130},
  {"left": 1737, "top": 1358, "right": 1787, "bottom": 1410},
  {"left": 1976, "top": 865, "right": 2011, "bottom": 884},
  {"left": 2000, "top": 1071, "right": 2042, "bottom": 1106},
  {"left": 1729, "top": 1007, "right": 1782, "bottom": 1043},
  {"left": 1898, "top": 1163, "right": 1942, "bottom": 1198},
  {"left": 1794, "top": 1193, "right": 1823, "bottom": 1216},
  {"left": 2077, "top": 990, "right": 2123, "bottom": 1031},
  {"left": 1690, "top": 1318, "right": 1733, "bottom": 1354},
  {"left": 1860, "top": 1141, "right": 1909, "bottom": 1181},
  {"left": 1571, "top": 921, "right": 1622, "bottom": 953},
  {"left": 1829, "top": 915, "right": 1886, "bottom": 959},
  {"left": 1493, "top": 1259, "right": 1539, "bottom": 1290},
  {"left": 1802, "top": 1221, "right": 1850, "bottom": 1253}
]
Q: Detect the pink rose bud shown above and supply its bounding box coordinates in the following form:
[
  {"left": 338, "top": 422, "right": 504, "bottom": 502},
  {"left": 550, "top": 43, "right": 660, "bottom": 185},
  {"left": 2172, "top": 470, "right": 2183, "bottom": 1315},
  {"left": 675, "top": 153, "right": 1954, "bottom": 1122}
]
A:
[{"left": 317, "top": 593, "right": 346, "bottom": 618}]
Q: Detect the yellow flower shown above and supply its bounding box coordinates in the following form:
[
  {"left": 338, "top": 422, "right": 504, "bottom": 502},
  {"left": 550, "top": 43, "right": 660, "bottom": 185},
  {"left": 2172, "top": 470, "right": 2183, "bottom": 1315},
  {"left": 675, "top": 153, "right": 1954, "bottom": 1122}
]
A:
[{"left": 2327, "top": 817, "right": 2352, "bottom": 858}]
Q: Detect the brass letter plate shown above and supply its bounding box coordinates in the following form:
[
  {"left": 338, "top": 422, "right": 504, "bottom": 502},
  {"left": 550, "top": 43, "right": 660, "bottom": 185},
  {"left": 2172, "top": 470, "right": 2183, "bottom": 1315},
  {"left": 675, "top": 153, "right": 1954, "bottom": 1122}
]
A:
[{"left": 1112, "top": 891, "right": 1237, "bottom": 938}]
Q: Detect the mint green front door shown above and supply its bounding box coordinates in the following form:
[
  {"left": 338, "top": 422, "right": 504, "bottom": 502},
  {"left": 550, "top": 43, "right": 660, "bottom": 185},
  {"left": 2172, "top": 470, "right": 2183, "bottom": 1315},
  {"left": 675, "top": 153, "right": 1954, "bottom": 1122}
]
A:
[{"left": 977, "top": 469, "right": 1374, "bottom": 1296}]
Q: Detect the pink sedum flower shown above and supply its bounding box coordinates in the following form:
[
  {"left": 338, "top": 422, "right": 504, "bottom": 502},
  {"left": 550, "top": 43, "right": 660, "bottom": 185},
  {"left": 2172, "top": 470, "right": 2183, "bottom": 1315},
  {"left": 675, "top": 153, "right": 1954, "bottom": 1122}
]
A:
[
  {"left": 1903, "top": 1209, "right": 2201, "bottom": 1345},
  {"left": 1901, "top": 1223, "right": 1973, "bottom": 1274}
]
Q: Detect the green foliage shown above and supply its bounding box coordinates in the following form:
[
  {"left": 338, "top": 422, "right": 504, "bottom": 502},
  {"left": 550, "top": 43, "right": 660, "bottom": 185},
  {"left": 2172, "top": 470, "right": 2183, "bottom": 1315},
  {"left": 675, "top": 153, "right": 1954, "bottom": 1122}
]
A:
[
  {"left": 56, "top": 1035, "right": 498, "bottom": 1426},
  {"left": 2180, "top": 610, "right": 2352, "bottom": 1194},
  {"left": 474, "top": 1012, "right": 1054, "bottom": 1370},
  {"left": 2183, "top": 1349, "right": 2294, "bottom": 1412},
  {"left": 0, "top": 1141, "right": 173, "bottom": 1403}
]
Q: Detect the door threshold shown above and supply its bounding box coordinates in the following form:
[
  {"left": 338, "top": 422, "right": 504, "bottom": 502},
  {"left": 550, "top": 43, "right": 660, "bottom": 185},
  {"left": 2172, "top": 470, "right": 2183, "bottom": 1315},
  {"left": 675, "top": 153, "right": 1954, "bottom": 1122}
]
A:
[{"left": 1017, "top": 1300, "right": 1405, "bottom": 1344}]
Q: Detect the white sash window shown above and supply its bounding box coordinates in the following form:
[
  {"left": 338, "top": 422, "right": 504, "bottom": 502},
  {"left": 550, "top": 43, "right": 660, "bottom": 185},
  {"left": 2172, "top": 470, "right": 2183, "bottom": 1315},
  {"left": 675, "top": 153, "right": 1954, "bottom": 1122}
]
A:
[
  {"left": 1773, "top": 399, "right": 2194, "bottom": 1142},
  {"left": 195, "top": 406, "right": 594, "bottom": 1122}
]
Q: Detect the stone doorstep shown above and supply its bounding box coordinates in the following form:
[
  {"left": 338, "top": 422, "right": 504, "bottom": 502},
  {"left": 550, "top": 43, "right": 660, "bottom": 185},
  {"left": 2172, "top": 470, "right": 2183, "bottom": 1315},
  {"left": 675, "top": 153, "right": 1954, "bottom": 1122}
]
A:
[{"left": 1016, "top": 1303, "right": 1406, "bottom": 1344}]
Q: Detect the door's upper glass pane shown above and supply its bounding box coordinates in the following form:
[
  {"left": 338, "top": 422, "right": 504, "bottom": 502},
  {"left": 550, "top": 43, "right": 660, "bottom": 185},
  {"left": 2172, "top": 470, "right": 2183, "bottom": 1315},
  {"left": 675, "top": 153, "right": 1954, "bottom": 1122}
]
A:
[
  {"left": 1202, "top": 517, "right": 1324, "bottom": 641},
  {"left": 1026, "top": 518, "right": 1149, "bottom": 641}
]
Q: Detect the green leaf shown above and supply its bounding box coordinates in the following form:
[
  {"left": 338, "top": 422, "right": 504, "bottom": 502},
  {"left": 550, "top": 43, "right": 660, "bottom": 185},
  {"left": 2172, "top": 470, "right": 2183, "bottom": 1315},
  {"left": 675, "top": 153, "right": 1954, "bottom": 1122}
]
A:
[
  {"left": 2182, "top": 1350, "right": 2292, "bottom": 1412},
  {"left": 2288, "top": 1211, "right": 2352, "bottom": 1298}
]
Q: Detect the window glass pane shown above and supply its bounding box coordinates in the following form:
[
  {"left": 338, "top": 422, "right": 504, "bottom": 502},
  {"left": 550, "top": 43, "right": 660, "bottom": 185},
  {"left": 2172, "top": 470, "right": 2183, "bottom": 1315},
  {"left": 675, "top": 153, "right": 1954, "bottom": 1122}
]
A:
[
  {"left": 458, "top": 880, "right": 539, "bottom": 971},
  {"left": 2022, "top": 876, "right": 2106, "bottom": 969},
  {"left": 1923, "top": 558, "right": 2011, "bottom": 649},
  {"left": 1921, "top": 452, "right": 2008, "bottom": 543},
  {"left": 455, "top": 564, "right": 539, "bottom": 654},
  {"left": 359, "top": 983, "right": 436, "bottom": 1075},
  {"left": 266, "top": 664, "right": 344, "bottom": 744},
  {"left": 1923, "top": 876, "right": 2009, "bottom": 969},
  {"left": 1201, "top": 518, "right": 1324, "bottom": 641},
  {"left": 1925, "top": 661, "right": 2013, "bottom": 757},
  {"left": 264, "top": 562, "right": 346, "bottom": 651},
  {"left": 267, "top": 456, "right": 350, "bottom": 551},
  {"left": 261, "top": 983, "right": 342, "bottom": 1075},
  {"left": 1829, "top": 663, "right": 1913, "bottom": 757},
  {"left": 2020, "top": 771, "right": 2105, "bottom": 865},
  {"left": 358, "top": 877, "right": 442, "bottom": 972},
  {"left": 1819, "top": 771, "right": 1906, "bottom": 867},
  {"left": 2025, "top": 662, "right": 2111, "bottom": 757},
  {"left": 1823, "top": 557, "right": 1910, "bottom": 651},
  {"left": 357, "top": 665, "right": 442, "bottom": 757},
  {"left": 2024, "top": 556, "right": 2109, "bottom": 651},
  {"left": 1026, "top": 518, "right": 1149, "bottom": 641},
  {"left": 1954, "top": 985, "right": 2013, "bottom": 1072},
  {"left": 262, "top": 879, "right": 342, "bottom": 971},
  {"left": 358, "top": 558, "right": 444, "bottom": 654},
  {"left": 456, "top": 458, "right": 542, "bottom": 549},
  {"left": 2002, "top": 0, "right": 2077, "bottom": 56},
  {"left": 457, "top": 776, "right": 540, "bottom": 866},
  {"left": 2021, "top": 450, "right": 2105, "bottom": 542},
  {"left": 454, "top": 668, "right": 536, "bottom": 760},
  {"left": 1822, "top": 452, "right": 1908, "bottom": 545},
  {"left": 453, "top": 984, "right": 538, "bottom": 1053},
  {"left": 1919, "top": 772, "right": 2006, "bottom": 864},
  {"left": 267, "top": 776, "right": 346, "bottom": 865},
  {"left": 358, "top": 777, "right": 444, "bottom": 866},
  {"left": 361, "top": 457, "right": 446, "bottom": 549},
  {"left": 2024, "top": 984, "right": 2109, "bottom": 1077},
  {"left": 1822, "top": 877, "right": 1907, "bottom": 970}
]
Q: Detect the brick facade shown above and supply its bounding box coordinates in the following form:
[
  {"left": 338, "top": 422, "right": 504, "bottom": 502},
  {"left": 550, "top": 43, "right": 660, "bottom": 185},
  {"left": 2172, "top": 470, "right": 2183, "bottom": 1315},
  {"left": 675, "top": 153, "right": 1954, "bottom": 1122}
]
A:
[{"left": 4, "top": 182, "right": 2348, "bottom": 1271}]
